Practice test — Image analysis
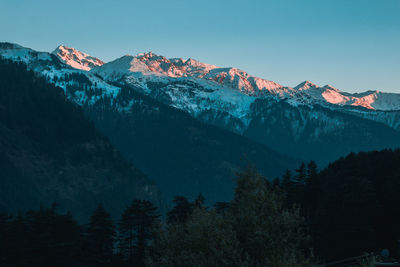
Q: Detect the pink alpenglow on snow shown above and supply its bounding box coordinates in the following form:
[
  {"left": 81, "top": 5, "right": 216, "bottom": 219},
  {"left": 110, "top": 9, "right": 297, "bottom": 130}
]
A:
[
  {"left": 3, "top": 42, "right": 397, "bottom": 112},
  {"left": 52, "top": 45, "right": 104, "bottom": 71},
  {"left": 91, "top": 51, "right": 284, "bottom": 95}
]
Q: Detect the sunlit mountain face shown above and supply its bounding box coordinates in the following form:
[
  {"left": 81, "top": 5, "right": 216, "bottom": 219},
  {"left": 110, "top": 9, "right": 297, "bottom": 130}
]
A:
[
  {"left": 2, "top": 42, "right": 400, "bottom": 167},
  {"left": 52, "top": 45, "right": 104, "bottom": 71}
]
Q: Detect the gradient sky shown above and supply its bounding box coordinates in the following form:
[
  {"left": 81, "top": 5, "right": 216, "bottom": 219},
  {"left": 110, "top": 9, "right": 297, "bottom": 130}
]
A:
[{"left": 1, "top": 0, "right": 399, "bottom": 93}]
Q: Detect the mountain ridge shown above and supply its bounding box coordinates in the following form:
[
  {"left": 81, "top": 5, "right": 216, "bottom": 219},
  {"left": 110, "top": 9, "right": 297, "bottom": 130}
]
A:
[
  {"left": 52, "top": 45, "right": 104, "bottom": 71},
  {"left": 1, "top": 42, "right": 400, "bottom": 166},
  {"left": 2, "top": 42, "right": 399, "bottom": 111}
]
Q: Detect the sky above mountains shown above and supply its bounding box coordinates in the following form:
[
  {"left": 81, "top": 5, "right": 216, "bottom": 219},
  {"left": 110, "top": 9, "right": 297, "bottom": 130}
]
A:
[{"left": 1, "top": 0, "right": 399, "bottom": 93}]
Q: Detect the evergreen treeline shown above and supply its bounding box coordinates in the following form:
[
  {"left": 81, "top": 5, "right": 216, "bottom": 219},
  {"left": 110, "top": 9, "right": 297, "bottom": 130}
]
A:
[
  {"left": 0, "top": 167, "right": 311, "bottom": 267},
  {"left": 0, "top": 201, "right": 159, "bottom": 267},
  {"left": 277, "top": 149, "right": 400, "bottom": 261}
]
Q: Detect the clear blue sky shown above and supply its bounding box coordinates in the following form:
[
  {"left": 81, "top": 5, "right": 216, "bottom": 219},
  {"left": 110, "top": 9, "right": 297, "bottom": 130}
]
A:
[{"left": 1, "top": 0, "right": 399, "bottom": 93}]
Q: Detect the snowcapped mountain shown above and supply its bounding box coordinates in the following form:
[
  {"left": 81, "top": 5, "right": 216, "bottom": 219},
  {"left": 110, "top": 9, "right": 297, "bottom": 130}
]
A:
[
  {"left": 293, "top": 81, "right": 400, "bottom": 111},
  {"left": 86, "top": 49, "right": 400, "bottom": 136},
  {"left": 52, "top": 45, "right": 104, "bottom": 71},
  {"left": 91, "top": 52, "right": 283, "bottom": 94},
  {"left": 0, "top": 42, "right": 120, "bottom": 107},
  {"left": 1, "top": 42, "right": 400, "bottom": 164},
  {"left": 3, "top": 42, "right": 398, "bottom": 114},
  {"left": 89, "top": 50, "right": 400, "bottom": 113}
]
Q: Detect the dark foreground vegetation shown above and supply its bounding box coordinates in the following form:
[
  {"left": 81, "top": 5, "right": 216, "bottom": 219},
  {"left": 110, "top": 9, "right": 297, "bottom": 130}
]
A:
[
  {"left": 0, "top": 167, "right": 311, "bottom": 267},
  {"left": 2, "top": 152, "right": 400, "bottom": 267},
  {"left": 282, "top": 151, "right": 400, "bottom": 261}
]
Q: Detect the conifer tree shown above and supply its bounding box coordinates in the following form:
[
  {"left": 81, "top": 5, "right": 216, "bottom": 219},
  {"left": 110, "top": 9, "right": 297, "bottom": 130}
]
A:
[
  {"left": 86, "top": 204, "right": 115, "bottom": 266},
  {"left": 167, "top": 196, "right": 193, "bottom": 224},
  {"left": 119, "top": 200, "right": 159, "bottom": 267},
  {"left": 194, "top": 193, "right": 205, "bottom": 209},
  {"left": 305, "top": 161, "right": 319, "bottom": 218},
  {"left": 24, "top": 205, "right": 82, "bottom": 267},
  {"left": 294, "top": 162, "right": 307, "bottom": 184},
  {"left": 282, "top": 169, "right": 292, "bottom": 193}
]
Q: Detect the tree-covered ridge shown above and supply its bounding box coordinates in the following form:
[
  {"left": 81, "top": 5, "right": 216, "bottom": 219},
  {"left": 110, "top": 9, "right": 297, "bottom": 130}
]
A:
[{"left": 0, "top": 58, "right": 160, "bottom": 220}]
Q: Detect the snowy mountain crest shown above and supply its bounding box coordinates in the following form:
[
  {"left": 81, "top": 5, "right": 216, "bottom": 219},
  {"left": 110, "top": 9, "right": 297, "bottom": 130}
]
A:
[
  {"left": 52, "top": 45, "right": 104, "bottom": 71},
  {"left": 295, "top": 81, "right": 318, "bottom": 90},
  {"left": 91, "top": 51, "right": 284, "bottom": 96},
  {"left": 1, "top": 42, "right": 400, "bottom": 115}
]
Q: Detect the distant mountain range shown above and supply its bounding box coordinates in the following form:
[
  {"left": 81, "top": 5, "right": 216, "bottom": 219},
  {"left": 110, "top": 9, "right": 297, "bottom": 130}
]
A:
[
  {"left": 1, "top": 42, "right": 400, "bottom": 203},
  {"left": 51, "top": 44, "right": 400, "bottom": 111}
]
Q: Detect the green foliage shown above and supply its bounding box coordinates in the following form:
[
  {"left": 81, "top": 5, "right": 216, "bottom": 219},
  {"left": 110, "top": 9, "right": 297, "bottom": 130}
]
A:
[
  {"left": 148, "top": 208, "right": 245, "bottom": 267},
  {"left": 231, "top": 166, "right": 310, "bottom": 266},
  {"left": 149, "top": 166, "right": 312, "bottom": 266}
]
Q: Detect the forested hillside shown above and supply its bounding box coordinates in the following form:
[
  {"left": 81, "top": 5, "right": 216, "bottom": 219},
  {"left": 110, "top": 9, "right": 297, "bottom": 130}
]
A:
[
  {"left": 83, "top": 83, "right": 299, "bottom": 203},
  {"left": 0, "top": 58, "right": 160, "bottom": 221}
]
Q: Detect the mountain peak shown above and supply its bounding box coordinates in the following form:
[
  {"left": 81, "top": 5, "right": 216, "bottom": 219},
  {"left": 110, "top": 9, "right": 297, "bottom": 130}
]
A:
[
  {"left": 52, "top": 45, "right": 104, "bottom": 71},
  {"left": 295, "top": 80, "right": 318, "bottom": 90}
]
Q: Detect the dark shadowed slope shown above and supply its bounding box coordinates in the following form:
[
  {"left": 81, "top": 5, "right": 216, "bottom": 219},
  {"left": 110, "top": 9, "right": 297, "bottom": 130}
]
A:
[
  {"left": 84, "top": 85, "right": 299, "bottom": 203},
  {"left": 0, "top": 58, "right": 160, "bottom": 221}
]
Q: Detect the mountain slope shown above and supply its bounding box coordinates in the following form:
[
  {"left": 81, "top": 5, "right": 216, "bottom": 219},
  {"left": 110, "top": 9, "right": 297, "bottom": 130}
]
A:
[
  {"left": 0, "top": 58, "right": 160, "bottom": 221},
  {"left": 84, "top": 85, "right": 299, "bottom": 203},
  {"left": 244, "top": 99, "right": 400, "bottom": 163}
]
